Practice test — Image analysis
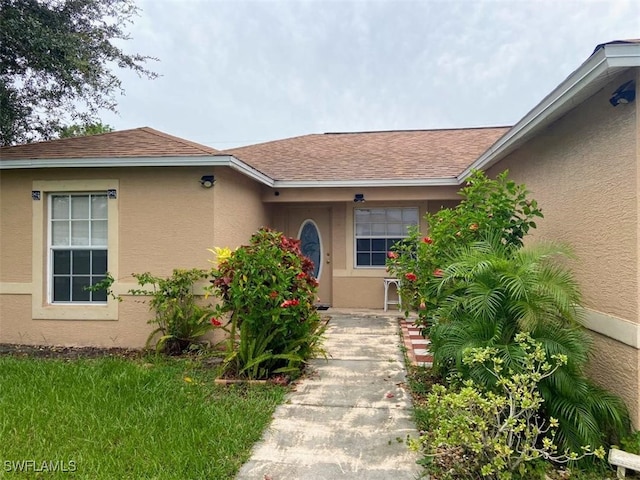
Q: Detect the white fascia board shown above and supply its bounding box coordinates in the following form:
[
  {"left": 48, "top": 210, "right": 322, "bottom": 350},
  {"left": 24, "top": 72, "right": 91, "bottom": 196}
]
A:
[
  {"left": 457, "top": 43, "right": 640, "bottom": 181},
  {"left": 605, "top": 43, "right": 640, "bottom": 67},
  {"left": 228, "top": 157, "right": 274, "bottom": 186},
  {"left": 271, "top": 177, "right": 459, "bottom": 188},
  {"left": 0, "top": 155, "right": 275, "bottom": 187}
]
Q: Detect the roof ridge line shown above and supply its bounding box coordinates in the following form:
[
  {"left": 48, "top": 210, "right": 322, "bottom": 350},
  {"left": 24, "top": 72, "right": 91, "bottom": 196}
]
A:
[{"left": 322, "top": 126, "right": 512, "bottom": 135}]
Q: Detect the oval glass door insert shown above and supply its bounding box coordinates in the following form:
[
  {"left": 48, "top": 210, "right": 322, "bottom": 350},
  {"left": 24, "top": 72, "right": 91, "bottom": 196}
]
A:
[{"left": 298, "top": 220, "right": 322, "bottom": 280}]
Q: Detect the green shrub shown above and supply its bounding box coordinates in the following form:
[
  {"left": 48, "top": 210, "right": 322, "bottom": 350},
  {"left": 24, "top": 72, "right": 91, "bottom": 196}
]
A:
[
  {"left": 412, "top": 334, "right": 605, "bottom": 480},
  {"left": 208, "top": 228, "right": 327, "bottom": 380},
  {"left": 386, "top": 170, "right": 542, "bottom": 311},
  {"left": 387, "top": 170, "right": 629, "bottom": 453},
  {"left": 128, "top": 269, "right": 213, "bottom": 354},
  {"left": 426, "top": 236, "right": 630, "bottom": 452}
]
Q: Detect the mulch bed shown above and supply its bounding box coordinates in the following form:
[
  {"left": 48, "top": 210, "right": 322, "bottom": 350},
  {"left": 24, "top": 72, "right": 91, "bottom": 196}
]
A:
[{"left": 0, "top": 343, "right": 143, "bottom": 360}]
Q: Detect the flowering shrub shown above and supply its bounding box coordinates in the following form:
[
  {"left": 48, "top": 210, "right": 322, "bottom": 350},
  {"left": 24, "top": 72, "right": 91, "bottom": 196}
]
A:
[
  {"left": 208, "top": 228, "right": 327, "bottom": 380},
  {"left": 411, "top": 334, "right": 605, "bottom": 479},
  {"left": 386, "top": 170, "right": 543, "bottom": 311}
]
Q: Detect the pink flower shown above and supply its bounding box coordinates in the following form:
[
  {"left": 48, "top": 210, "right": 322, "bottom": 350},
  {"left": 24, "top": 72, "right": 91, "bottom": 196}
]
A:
[
  {"left": 387, "top": 251, "right": 399, "bottom": 259},
  {"left": 404, "top": 272, "right": 417, "bottom": 282},
  {"left": 422, "top": 236, "right": 433, "bottom": 244},
  {"left": 210, "top": 317, "right": 222, "bottom": 327},
  {"left": 281, "top": 299, "right": 300, "bottom": 308},
  {"left": 433, "top": 268, "right": 444, "bottom": 277}
]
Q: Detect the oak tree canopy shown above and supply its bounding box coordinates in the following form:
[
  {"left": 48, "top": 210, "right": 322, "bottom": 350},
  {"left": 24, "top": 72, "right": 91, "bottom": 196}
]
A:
[{"left": 0, "top": 0, "right": 157, "bottom": 145}]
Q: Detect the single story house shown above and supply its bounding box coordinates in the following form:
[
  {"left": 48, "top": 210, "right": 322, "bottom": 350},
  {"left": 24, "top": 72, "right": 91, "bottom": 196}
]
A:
[{"left": 0, "top": 39, "right": 639, "bottom": 424}]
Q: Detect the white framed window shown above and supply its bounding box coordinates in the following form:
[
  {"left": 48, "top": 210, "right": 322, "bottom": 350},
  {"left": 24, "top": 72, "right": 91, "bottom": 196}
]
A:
[
  {"left": 49, "top": 193, "right": 108, "bottom": 303},
  {"left": 354, "top": 207, "right": 419, "bottom": 267}
]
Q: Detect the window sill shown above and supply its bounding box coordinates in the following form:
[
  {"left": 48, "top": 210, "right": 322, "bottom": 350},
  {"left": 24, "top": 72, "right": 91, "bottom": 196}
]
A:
[{"left": 32, "top": 302, "right": 118, "bottom": 321}]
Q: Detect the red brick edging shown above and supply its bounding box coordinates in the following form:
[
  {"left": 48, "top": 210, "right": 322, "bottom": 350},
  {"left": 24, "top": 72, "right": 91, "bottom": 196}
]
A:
[{"left": 399, "top": 319, "right": 433, "bottom": 367}]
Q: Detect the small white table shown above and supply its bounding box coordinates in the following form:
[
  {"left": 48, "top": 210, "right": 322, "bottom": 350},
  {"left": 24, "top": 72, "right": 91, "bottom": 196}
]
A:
[{"left": 383, "top": 278, "right": 402, "bottom": 312}]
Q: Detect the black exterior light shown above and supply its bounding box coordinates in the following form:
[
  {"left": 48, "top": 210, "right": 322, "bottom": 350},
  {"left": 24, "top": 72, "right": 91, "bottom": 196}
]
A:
[
  {"left": 200, "top": 175, "right": 215, "bottom": 188},
  {"left": 609, "top": 80, "right": 636, "bottom": 106},
  {"left": 353, "top": 193, "right": 365, "bottom": 203}
]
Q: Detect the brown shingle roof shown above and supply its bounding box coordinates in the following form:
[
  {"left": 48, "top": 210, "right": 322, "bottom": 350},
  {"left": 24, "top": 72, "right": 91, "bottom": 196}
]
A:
[
  {"left": 0, "top": 127, "right": 219, "bottom": 160},
  {"left": 225, "top": 127, "right": 510, "bottom": 182}
]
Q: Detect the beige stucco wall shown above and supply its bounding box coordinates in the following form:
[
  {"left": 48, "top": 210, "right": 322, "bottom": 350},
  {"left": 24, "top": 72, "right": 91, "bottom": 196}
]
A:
[
  {"left": 118, "top": 167, "right": 217, "bottom": 276},
  {"left": 488, "top": 69, "right": 640, "bottom": 424},
  {"left": 271, "top": 196, "right": 460, "bottom": 309},
  {"left": 0, "top": 170, "right": 33, "bottom": 283},
  {"left": 214, "top": 167, "right": 271, "bottom": 248},
  {"left": 489, "top": 71, "right": 638, "bottom": 321},
  {"left": 586, "top": 332, "right": 640, "bottom": 421},
  {"left": 0, "top": 166, "right": 267, "bottom": 348}
]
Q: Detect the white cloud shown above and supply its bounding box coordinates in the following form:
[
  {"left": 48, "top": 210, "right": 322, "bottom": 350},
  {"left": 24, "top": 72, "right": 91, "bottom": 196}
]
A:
[{"left": 100, "top": 0, "right": 640, "bottom": 148}]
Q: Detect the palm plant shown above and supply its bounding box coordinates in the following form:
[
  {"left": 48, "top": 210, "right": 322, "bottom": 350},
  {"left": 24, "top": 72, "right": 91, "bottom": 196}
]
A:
[{"left": 425, "top": 235, "right": 630, "bottom": 451}]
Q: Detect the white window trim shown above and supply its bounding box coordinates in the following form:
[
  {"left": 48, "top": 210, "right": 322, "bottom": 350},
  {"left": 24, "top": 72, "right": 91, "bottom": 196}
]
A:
[
  {"left": 32, "top": 180, "right": 119, "bottom": 320},
  {"left": 353, "top": 206, "right": 419, "bottom": 269},
  {"left": 47, "top": 193, "right": 109, "bottom": 305}
]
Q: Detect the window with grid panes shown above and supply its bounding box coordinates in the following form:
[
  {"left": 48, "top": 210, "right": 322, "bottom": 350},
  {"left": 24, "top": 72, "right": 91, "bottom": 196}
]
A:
[
  {"left": 49, "top": 194, "right": 108, "bottom": 303},
  {"left": 354, "top": 207, "right": 418, "bottom": 267}
]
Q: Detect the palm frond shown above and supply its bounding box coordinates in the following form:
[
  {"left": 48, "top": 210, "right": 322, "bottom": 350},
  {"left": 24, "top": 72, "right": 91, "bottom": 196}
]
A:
[{"left": 426, "top": 235, "right": 629, "bottom": 450}]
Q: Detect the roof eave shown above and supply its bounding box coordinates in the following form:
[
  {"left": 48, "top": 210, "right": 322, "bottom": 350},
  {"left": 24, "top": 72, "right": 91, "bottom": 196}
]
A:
[
  {"left": 272, "top": 178, "right": 459, "bottom": 188},
  {"left": 458, "top": 42, "right": 640, "bottom": 181},
  {"left": 0, "top": 155, "right": 275, "bottom": 187}
]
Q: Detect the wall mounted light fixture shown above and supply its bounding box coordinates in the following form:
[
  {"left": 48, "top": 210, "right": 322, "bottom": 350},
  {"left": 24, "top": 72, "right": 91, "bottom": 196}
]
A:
[
  {"left": 609, "top": 80, "right": 636, "bottom": 106},
  {"left": 353, "top": 193, "right": 365, "bottom": 203},
  {"left": 200, "top": 175, "right": 215, "bottom": 188}
]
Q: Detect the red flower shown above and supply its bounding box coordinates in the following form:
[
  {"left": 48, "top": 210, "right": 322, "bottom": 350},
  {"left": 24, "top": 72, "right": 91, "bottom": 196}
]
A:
[
  {"left": 404, "top": 272, "right": 417, "bottom": 282},
  {"left": 269, "top": 291, "right": 279, "bottom": 299},
  {"left": 302, "top": 258, "right": 315, "bottom": 272},
  {"left": 296, "top": 272, "right": 307, "bottom": 279},
  {"left": 387, "top": 251, "right": 399, "bottom": 259},
  {"left": 422, "top": 236, "right": 433, "bottom": 244},
  {"left": 210, "top": 317, "right": 222, "bottom": 327},
  {"left": 281, "top": 299, "right": 300, "bottom": 308},
  {"left": 433, "top": 268, "right": 444, "bottom": 277}
]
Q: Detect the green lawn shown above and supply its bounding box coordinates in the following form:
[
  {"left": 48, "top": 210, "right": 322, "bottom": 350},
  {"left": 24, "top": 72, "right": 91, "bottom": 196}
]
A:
[{"left": 0, "top": 355, "right": 286, "bottom": 479}]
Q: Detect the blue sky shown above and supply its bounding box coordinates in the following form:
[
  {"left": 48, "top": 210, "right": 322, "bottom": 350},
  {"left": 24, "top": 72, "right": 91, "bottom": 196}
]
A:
[{"left": 102, "top": 0, "right": 640, "bottom": 149}]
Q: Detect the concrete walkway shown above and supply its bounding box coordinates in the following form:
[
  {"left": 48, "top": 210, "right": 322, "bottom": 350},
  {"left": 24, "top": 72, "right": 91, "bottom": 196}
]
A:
[{"left": 236, "top": 312, "right": 424, "bottom": 480}]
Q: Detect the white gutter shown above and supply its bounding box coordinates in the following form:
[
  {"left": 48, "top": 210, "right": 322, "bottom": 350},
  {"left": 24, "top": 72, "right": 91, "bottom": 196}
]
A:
[
  {"left": 458, "top": 42, "right": 640, "bottom": 181},
  {"left": 0, "top": 154, "right": 275, "bottom": 187},
  {"left": 0, "top": 153, "right": 459, "bottom": 188},
  {"left": 227, "top": 157, "right": 274, "bottom": 186},
  {"left": 271, "top": 177, "right": 459, "bottom": 188}
]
